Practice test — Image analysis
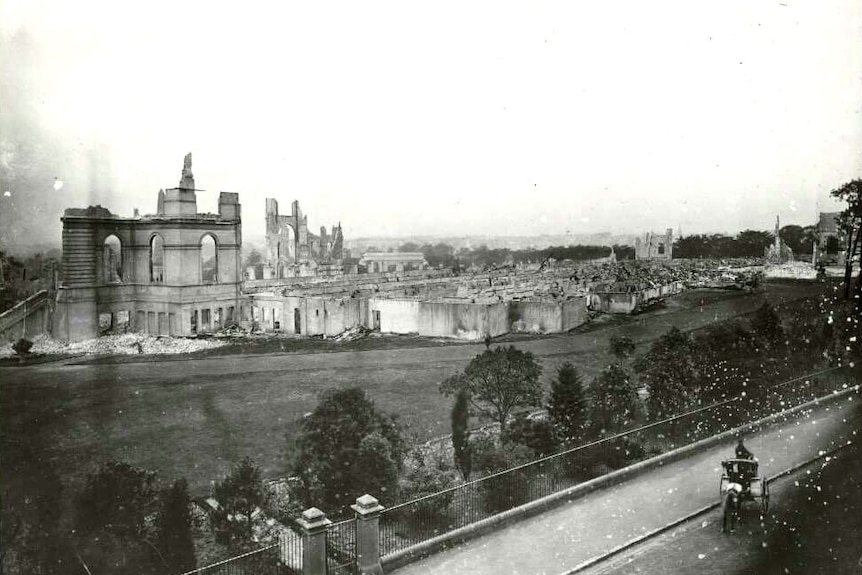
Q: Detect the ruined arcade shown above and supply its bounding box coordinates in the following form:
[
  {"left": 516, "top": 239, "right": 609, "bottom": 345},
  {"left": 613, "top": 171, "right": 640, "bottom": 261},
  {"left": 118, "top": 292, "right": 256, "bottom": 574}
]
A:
[{"left": 53, "top": 155, "right": 244, "bottom": 342}]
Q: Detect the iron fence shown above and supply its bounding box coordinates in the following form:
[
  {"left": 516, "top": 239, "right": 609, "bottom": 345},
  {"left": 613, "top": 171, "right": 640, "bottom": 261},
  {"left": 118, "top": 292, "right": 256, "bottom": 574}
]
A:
[
  {"left": 178, "top": 544, "right": 283, "bottom": 575},
  {"left": 178, "top": 528, "right": 303, "bottom": 575},
  {"left": 326, "top": 518, "right": 356, "bottom": 575},
  {"left": 379, "top": 363, "right": 856, "bottom": 557}
]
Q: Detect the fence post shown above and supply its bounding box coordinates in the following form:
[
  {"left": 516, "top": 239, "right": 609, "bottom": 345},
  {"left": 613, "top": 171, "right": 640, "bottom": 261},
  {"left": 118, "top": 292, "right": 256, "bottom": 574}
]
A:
[
  {"left": 297, "top": 507, "right": 331, "bottom": 575},
  {"left": 351, "top": 494, "right": 384, "bottom": 575}
]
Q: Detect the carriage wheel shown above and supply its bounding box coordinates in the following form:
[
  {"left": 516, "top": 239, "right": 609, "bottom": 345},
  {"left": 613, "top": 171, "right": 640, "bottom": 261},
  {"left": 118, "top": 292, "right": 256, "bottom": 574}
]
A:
[{"left": 761, "top": 480, "right": 770, "bottom": 513}]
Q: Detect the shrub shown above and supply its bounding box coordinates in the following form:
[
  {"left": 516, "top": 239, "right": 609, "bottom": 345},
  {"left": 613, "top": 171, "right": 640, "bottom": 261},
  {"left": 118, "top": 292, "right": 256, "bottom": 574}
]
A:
[{"left": 12, "top": 338, "right": 33, "bottom": 355}]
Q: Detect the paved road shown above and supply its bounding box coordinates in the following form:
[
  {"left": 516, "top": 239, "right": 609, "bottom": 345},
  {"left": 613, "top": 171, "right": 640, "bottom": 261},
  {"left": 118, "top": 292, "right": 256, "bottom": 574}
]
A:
[
  {"left": 582, "top": 440, "right": 862, "bottom": 575},
  {"left": 390, "top": 391, "right": 861, "bottom": 575}
]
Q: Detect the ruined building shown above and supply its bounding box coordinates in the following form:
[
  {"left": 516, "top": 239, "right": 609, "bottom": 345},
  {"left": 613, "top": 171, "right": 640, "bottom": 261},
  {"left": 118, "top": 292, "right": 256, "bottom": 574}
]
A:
[
  {"left": 264, "top": 198, "right": 343, "bottom": 278},
  {"left": 635, "top": 228, "right": 673, "bottom": 261},
  {"left": 813, "top": 212, "right": 846, "bottom": 266},
  {"left": 765, "top": 215, "right": 793, "bottom": 264},
  {"left": 53, "top": 154, "right": 244, "bottom": 342}
]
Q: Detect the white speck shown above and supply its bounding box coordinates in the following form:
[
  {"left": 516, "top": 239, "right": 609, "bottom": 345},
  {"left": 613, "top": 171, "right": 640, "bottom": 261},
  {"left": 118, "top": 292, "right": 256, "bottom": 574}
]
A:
[
  {"left": 53, "top": 178, "right": 64, "bottom": 191},
  {"left": 2, "top": 191, "right": 10, "bottom": 197},
  {"left": 698, "top": 553, "right": 706, "bottom": 559}
]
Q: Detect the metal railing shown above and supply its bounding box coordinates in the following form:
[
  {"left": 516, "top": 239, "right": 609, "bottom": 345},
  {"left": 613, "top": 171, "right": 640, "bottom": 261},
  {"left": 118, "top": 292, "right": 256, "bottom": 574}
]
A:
[
  {"left": 378, "top": 363, "right": 856, "bottom": 558},
  {"left": 178, "top": 529, "right": 303, "bottom": 575},
  {"left": 326, "top": 518, "right": 356, "bottom": 575}
]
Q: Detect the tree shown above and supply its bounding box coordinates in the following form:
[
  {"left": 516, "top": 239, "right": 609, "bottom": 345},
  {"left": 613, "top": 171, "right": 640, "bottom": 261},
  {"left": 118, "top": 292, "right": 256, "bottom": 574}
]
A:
[
  {"left": 830, "top": 179, "right": 862, "bottom": 300},
  {"left": 155, "top": 479, "right": 196, "bottom": 573},
  {"left": 779, "top": 224, "right": 815, "bottom": 257},
  {"left": 634, "top": 327, "right": 699, "bottom": 420},
  {"left": 439, "top": 346, "right": 543, "bottom": 433},
  {"left": 589, "top": 364, "right": 642, "bottom": 434},
  {"left": 750, "top": 301, "right": 783, "bottom": 347},
  {"left": 502, "top": 414, "right": 558, "bottom": 458},
  {"left": 74, "top": 460, "right": 161, "bottom": 575},
  {"left": 451, "top": 388, "right": 472, "bottom": 481},
  {"left": 291, "top": 387, "right": 406, "bottom": 514},
  {"left": 609, "top": 334, "right": 635, "bottom": 360},
  {"left": 213, "top": 457, "right": 268, "bottom": 545},
  {"left": 546, "top": 362, "right": 587, "bottom": 443},
  {"left": 76, "top": 460, "right": 158, "bottom": 538},
  {"left": 243, "top": 248, "right": 263, "bottom": 269}
]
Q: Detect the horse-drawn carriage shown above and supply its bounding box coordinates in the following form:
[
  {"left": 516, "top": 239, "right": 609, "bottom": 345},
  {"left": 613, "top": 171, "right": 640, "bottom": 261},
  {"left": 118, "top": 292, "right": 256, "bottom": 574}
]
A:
[{"left": 719, "top": 458, "right": 769, "bottom": 532}]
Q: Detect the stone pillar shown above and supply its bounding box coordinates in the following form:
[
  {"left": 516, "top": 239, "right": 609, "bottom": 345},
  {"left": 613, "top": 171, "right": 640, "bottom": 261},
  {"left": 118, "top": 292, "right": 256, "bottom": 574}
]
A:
[
  {"left": 351, "top": 494, "right": 384, "bottom": 575},
  {"left": 297, "top": 507, "right": 330, "bottom": 575}
]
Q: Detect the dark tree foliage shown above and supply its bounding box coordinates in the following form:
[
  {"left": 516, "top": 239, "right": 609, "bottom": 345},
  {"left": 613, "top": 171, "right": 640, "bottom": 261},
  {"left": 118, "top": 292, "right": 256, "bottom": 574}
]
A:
[
  {"left": 779, "top": 224, "right": 816, "bottom": 257},
  {"left": 546, "top": 362, "right": 587, "bottom": 444},
  {"left": 750, "top": 301, "right": 783, "bottom": 347},
  {"left": 470, "top": 436, "right": 534, "bottom": 514},
  {"left": 155, "top": 479, "right": 196, "bottom": 573},
  {"left": 612, "top": 244, "right": 636, "bottom": 261},
  {"left": 589, "top": 364, "right": 643, "bottom": 434},
  {"left": 76, "top": 460, "right": 158, "bottom": 538},
  {"left": 502, "top": 414, "right": 559, "bottom": 458},
  {"left": 292, "top": 387, "right": 406, "bottom": 514},
  {"left": 609, "top": 334, "right": 635, "bottom": 359},
  {"left": 830, "top": 179, "right": 862, "bottom": 300},
  {"left": 451, "top": 388, "right": 472, "bottom": 481},
  {"left": 213, "top": 457, "right": 268, "bottom": 545},
  {"left": 440, "top": 346, "right": 543, "bottom": 433},
  {"left": 242, "top": 248, "right": 263, "bottom": 268},
  {"left": 12, "top": 338, "right": 32, "bottom": 355},
  {"left": 673, "top": 230, "right": 775, "bottom": 259},
  {"left": 634, "top": 327, "right": 699, "bottom": 420},
  {"left": 1, "top": 445, "right": 71, "bottom": 575}
]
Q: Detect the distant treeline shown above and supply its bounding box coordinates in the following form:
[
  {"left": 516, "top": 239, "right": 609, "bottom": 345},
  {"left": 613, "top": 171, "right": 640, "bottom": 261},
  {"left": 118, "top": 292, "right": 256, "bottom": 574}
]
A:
[
  {"left": 392, "top": 242, "right": 634, "bottom": 270},
  {"left": 674, "top": 225, "right": 816, "bottom": 259}
]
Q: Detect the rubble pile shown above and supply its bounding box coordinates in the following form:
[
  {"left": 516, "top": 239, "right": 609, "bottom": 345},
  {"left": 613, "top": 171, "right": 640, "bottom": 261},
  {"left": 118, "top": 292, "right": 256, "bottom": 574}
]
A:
[
  {"left": 334, "top": 325, "right": 371, "bottom": 342},
  {"left": 0, "top": 333, "right": 227, "bottom": 358}
]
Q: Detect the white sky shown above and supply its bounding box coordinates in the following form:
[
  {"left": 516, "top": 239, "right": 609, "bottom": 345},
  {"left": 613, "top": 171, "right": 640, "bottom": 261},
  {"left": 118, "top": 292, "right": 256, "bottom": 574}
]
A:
[{"left": 1, "top": 0, "right": 860, "bottom": 248}]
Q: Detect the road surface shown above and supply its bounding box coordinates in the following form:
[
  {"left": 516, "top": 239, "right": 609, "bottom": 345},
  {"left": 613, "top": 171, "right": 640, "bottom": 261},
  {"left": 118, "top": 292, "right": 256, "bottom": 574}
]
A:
[{"left": 390, "top": 391, "right": 861, "bottom": 575}]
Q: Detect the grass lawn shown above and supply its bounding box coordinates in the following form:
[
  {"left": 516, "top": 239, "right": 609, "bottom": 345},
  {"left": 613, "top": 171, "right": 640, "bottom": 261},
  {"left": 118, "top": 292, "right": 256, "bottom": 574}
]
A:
[{"left": 0, "top": 280, "right": 847, "bottom": 528}]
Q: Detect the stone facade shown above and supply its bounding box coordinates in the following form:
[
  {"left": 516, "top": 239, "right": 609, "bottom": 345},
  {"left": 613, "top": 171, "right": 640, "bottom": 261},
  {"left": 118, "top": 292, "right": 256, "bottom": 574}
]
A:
[
  {"left": 265, "top": 198, "right": 343, "bottom": 278},
  {"left": 813, "top": 212, "right": 846, "bottom": 266},
  {"left": 635, "top": 229, "right": 673, "bottom": 261},
  {"left": 358, "top": 252, "right": 428, "bottom": 273},
  {"left": 53, "top": 155, "right": 245, "bottom": 342}
]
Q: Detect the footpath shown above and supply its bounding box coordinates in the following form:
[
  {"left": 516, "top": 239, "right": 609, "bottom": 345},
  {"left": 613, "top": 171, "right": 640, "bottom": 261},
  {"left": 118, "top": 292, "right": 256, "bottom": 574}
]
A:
[{"left": 391, "top": 392, "right": 861, "bottom": 575}]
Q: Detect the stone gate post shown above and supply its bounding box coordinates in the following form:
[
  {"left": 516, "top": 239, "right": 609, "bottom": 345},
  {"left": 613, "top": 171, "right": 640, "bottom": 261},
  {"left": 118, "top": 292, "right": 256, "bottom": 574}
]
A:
[
  {"left": 297, "top": 507, "right": 331, "bottom": 575},
  {"left": 352, "top": 494, "right": 384, "bottom": 575}
]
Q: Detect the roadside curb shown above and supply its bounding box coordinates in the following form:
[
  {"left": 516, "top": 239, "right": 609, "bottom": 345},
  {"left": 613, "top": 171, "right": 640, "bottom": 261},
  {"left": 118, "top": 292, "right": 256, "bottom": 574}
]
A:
[{"left": 383, "top": 383, "right": 860, "bottom": 573}]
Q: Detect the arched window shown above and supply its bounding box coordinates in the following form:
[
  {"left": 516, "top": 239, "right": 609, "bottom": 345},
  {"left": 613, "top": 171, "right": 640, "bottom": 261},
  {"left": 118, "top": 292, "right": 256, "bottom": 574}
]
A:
[
  {"left": 201, "top": 234, "right": 218, "bottom": 283},
  {"left": 103, "top": 235, "right": 123, "bottom": 283},
  {"left": 150, "top": 234, "right": 165, "bottom": 284}
]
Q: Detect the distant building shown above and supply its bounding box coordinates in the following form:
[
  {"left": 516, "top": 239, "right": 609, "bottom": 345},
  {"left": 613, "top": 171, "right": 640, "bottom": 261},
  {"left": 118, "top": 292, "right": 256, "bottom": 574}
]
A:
[
  {"left": 765, "top": 215, "right": 793, "bottom": 264},
  {"left": 358, "top": 252, "right": 428, "bottom": 273},
  {"left": 813, "top": 212, "right": 845, "bottom": 266},
  {"left": 635, "top": 229, "right": 673, "bottom": 261},
  {"left": 265, "top": 198, "right": 343, "bottom": 278}
]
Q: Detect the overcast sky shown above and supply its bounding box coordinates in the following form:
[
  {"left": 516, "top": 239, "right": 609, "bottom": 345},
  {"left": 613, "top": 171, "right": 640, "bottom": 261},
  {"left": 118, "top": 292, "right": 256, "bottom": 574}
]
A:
[{"left": 1, "top": 1, "right": 860, "bottom": 250}]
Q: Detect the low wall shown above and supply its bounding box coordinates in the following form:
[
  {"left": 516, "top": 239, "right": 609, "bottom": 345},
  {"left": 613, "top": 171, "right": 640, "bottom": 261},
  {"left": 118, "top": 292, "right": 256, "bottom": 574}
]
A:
[
  {"left": 381, "top": 384, "right": 860, "bottom": 572},
  {"left": 561, "top": 297, "right": 589, "bottom": 331},
  {"left": 510, "top": 301, "right": 562, "bottom": 333},
  {"left": 0, "top": 290, "right": 52, "bottom": 343},
  {"left": 589, "top": 292, "right": 639, "bottom": 314},
  {"left": 368, "top": 298, "right": 421, "bottom": 334},
  {"left": 418, "top": 301, "right": 508, "bottom": 339}
]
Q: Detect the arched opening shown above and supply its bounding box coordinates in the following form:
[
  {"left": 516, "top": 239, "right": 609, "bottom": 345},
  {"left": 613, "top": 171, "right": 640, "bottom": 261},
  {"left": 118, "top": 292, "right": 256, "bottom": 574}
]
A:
[
  {"left": 103, "top": 234, "right": 123, "bottom": 283},
  {"left": 201, "top": 234, "right": 218, "bottom": 283},
  {"left": 150, "top": 234, "right": 165, "bottom": 284}
]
